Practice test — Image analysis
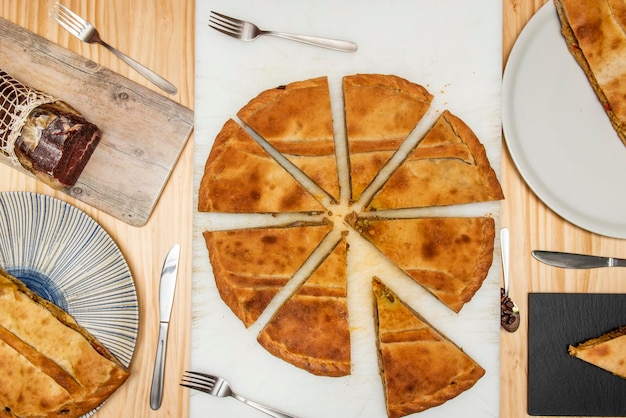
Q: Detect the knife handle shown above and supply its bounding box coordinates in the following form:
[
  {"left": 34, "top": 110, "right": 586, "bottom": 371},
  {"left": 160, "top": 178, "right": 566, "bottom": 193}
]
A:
[{"left": 150, "top": 322, "right": 169, "bottom": 410}]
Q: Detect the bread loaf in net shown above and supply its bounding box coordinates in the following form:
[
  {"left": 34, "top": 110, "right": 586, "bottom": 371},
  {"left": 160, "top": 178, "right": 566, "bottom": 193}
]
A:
[{"left": 0, "top": 69, "right": 100, "bottom": 188}]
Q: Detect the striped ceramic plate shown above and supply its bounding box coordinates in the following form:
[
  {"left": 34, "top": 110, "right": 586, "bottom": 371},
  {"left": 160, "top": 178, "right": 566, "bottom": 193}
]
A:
[{"left": 0, "top": 191, "right": 138, "bottom": 415}]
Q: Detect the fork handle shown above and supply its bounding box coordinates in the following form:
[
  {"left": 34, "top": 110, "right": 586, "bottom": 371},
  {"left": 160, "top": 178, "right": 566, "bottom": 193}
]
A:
[
  {"left": 97, "top": 40, "right": 178, "bottom": 94},
  {"left": 263, "top": 31, "right": 357, "bottom": 52},
  {"left": 232, "top": 393, "right": 297, "bottom": 418}
]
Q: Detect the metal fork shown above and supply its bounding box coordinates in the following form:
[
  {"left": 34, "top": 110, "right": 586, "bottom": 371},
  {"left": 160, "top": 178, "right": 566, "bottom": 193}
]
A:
[
  {"left": 209, "top": 11, "right": 357, "bottom": 53},
  {"left": 181, "top": 371, "right": 297, "bottom": 418},
  {"left": 48, "top": 2, "right": 177, "bottom": 94}
]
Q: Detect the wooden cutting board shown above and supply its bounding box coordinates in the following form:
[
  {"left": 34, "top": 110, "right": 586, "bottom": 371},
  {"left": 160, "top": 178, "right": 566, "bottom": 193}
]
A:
[
  {"left": 0, "top": 18, "right": 193, "bottom": 226},
  {"left": 528, "top": 293, "right": 626, "bottom": 416}
]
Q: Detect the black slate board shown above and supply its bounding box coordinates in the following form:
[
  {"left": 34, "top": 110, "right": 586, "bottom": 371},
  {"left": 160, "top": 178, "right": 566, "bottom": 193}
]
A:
[{"left": 528, "top": 293, "right": 626, "bottom": 416}]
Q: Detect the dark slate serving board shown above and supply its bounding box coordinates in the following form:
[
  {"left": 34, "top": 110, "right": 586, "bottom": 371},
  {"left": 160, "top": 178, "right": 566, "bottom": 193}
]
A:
[{"left": 528, "top": 293, "right": 626, "bottom": 416}]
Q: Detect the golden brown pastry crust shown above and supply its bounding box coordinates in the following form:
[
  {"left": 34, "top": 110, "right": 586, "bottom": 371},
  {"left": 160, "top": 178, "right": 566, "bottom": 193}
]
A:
[
  {"left": 198, "top": 119, "right": 326, "bottom": 213},
  {"left": 343, "top": 74, "right": 433, "bottom": 201},
  {"left": 367, "top": 110, "right": 504, "bottom": 210},
  {"left": 372, "top": 277, "right": 485, "bottom": 418},
  {"left": 569, "top": 326, "right": 626, "bottom": 378},
  {"left": 350, "top": 216, "right": 495, "bottom": 313},
  {"left": 237, "top": 77, "right": 339, "bottom": 200},
  {"left": 0, "top": 268, "right": 129, "bottom": 418},
  {"left": 257, "top": 238, "right": 350, "bottom": 377},
  {"left": 554, "top": 0, "right": 626, "bottom": 146},
  {"left": 237, "top": 77, "right": 335, "bottom": 155},
  {"left": 199, "top": 74, "right": 499, "bottom": 411},
  {"left": 203, "top": 221, "right": 333, "bottom": 328}
]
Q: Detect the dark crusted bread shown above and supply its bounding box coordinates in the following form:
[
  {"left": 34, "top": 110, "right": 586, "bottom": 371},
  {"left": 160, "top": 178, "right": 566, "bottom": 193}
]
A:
[{"left": 0, "top": 69, "right": 101, "bottom": 188}]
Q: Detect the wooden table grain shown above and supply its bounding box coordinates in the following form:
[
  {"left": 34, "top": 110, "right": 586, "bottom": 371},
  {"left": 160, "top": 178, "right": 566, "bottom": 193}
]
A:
[
  {"left": 1, "top": 1, "right": 625, "bottom": 417},
  {"left": 501, "top": 1, "right": 626, "bottom": 417},
  {"left": 0, "top": 1, "right": 193, "bottom": 417}
]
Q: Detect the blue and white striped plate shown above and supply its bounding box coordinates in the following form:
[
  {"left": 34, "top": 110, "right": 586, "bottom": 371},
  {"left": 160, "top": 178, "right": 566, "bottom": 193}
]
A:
[{"left": 0, "top": 191, "right": 138, "bottom": 414}]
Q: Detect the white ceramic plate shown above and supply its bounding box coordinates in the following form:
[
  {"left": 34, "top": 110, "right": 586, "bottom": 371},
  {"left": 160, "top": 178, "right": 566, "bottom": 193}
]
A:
[
  {"left": 502, "top": 2, "right": 626, "bottom": 239},
  {"left": 0, "top": 191, "right": 138, "bottom": 416}
]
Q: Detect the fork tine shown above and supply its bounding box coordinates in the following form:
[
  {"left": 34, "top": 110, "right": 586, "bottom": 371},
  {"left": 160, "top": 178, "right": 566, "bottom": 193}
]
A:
[
  {"left": 55, "top": 2, "right": 87, "bottom": 25},
  {"left": 183, "top": 370, "right": 217, "bottom": 384},
  {"left": 210, "top": 11, "right": 244, "bottom": 25},
  {"left": 49, "top": 3, "right": 83, "bottom": 35},
  {"left": 208, "top": 24, "right": 240, "bottom": 39},
  {"left": 181, "top": 372, "right": 217, "bottom": 393},
  {"left": 209, "top": 16, "right": 242, "bottom": 32},
  {"left": 180, "top": 376, "right": 211, "bottom": 387},
  {"left": 50, "top": 14, "right": 80, "bottom": 35},
  {"left": 180, "top": 382, "right": 213, "bottom": 394},
  {"left": 183, "top": 370, "right": 217, "bottom": 387},
  {"left": 57, "top": 15, "right": 82, "bottom": 35},
  {"left": 209, "top": 14, "right": 243, "bottom": 29}
]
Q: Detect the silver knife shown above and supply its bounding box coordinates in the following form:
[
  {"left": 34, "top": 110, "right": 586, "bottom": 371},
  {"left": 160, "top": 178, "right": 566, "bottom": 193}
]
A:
[
  {"left": 532, "top": 250, "right": 626, "bottom": 269},
  {"left": 150, "top": 243, "right": 181, "bottom": 410}
]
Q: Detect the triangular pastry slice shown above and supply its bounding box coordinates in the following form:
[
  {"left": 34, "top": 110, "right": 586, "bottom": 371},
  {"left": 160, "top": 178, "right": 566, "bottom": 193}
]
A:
[
  {"left": 349, "top": 215, "right": 495, "bottom": 313},
  {"left": 569, "top": 326, "right": 626, "bottom": 378},
  {"left": 343, "top": 74, "right": 433, "bottom": 201},
  {"left": 367, "top": 110, "right": 504, "bottom": 210},
  {"left": 554, "top": 0, "right": 626, "bottom": 146},
  {"left": 203, "top": 221, "right": 333, "bottom": 327},
  {"left": 257, "top": 237, "right": 349, "bottom": 377},
  {"left": 237, "top": 77, "right": 339, "bottom": 200},
  {"left": 372, "top": 277, "right": 485, "bottom": 418},
  {"left": 0, "top": 268, "right": 129, "bottom": 417},
  {"left": 198, "top": 119, "right": 326, "bottom": 213}
]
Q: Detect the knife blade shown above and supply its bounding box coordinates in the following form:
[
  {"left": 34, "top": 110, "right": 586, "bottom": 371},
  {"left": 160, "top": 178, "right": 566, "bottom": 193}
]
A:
[
  {"left": 150, "top": 243, "right": 181, "bottom": 410},
  {"left": 532, "top": 250, "right": 626, "bottom": 269}
]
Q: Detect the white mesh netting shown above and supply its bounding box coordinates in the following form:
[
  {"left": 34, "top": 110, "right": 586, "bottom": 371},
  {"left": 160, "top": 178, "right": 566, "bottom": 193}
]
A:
[{"left": 0, "top": 69, "right": 57, "bottom": 166}]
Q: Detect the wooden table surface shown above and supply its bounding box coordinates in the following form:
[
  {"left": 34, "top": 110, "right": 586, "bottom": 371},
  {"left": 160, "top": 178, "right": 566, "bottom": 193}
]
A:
[{"left": 1, "top": 0, "right": 625, "bottom": 417}]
